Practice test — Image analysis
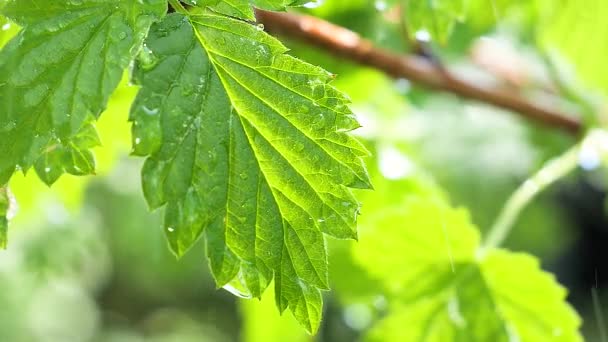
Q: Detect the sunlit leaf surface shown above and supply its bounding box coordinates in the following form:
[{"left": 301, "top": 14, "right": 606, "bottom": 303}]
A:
[
  {"left": 354, "top": 188, "right": 582, "bottom": 341},
  {"left": 130, "top": 13, "right": 370, "bottom": 332}
]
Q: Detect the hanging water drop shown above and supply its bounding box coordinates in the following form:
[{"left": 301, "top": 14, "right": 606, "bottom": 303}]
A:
[
  {"left": 222, "top": 283, "right": 252, "bottom": 299},
  {"left": 138, "top": 44, "right": 159, "bottom": 70},
  {"left": 142, "top": 105, "right": 159, "bottom": 116}
]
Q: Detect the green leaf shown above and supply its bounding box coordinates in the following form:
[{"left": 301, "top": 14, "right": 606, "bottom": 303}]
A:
[
  {"left": 130, "top": 13, "right": 370, "bottom": 333},
  {"left": 539, "top": 0, "right": 608, "bottom": 96},
  {"left": 0, "top": 0, "right": 166, "bottom": 186},
  {"left": 354, "top": 193, "right": 582, "bottom": 341},
  {"left": 0, "top": 186, "right": 9, "bottom": 248},
  {"left": 405, "top": 0, "right": 467, "bottom": 42},
  {"left": 181, "top": 0, "right": 314, "bottom": 20}
]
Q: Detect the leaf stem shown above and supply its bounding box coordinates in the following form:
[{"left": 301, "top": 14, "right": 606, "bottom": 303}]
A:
[
  {"left": 168, "top": 0, "right": 189, "bottom": 15},
  {"left": 481, "top": 143, "right": 581, "bottom": 252}
]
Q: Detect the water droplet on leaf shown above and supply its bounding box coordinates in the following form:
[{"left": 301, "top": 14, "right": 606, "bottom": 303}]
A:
[
  {"left": 142, "top": 105, "right": 159, "bottom": 116},
  {"left": 138, "top": 44, "right": 158, "bottom": 70}
]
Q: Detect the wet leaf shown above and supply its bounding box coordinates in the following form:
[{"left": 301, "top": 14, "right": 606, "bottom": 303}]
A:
[
  {"left": 0, "top": 0, "right": 166, "bottom": 186},
  {"left": 131, "top": 13, "right": 370, "bottom": 333},
  {"left": 181, "top": 0, "right": 313, "bottom": 20},
  {"left": 354, "top": 193, "right": 582, "bottom": 341}
]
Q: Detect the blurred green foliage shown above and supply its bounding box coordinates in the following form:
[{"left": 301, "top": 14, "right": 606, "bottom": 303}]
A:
[{"left": 2, "top": 0, "right": 608, "bottom": 340}]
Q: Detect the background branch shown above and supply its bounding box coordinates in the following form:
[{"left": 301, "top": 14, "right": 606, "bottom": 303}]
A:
[{"left": 255, "top": 9, "right": 583, "bottom": 135}]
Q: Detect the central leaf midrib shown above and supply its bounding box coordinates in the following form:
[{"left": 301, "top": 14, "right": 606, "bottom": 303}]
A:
[
  {"left": 207, "top": 54, "right": 360, "bottom": 180},
  {"left": 194, "top": 19, "right": 350, "bottom": 115},
  {"left": 211, "top": 61, "right": 356, "bottom": 233},
  {"left": 191, "top": 18, "right": 363, "bottom": 203},
  {"left": 189, "top": 19, "right": 353, "bottom": 231}
]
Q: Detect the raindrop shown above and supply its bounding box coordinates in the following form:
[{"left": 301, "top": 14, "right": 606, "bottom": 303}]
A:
[
  {"left": 222, "top": 283, "right": 252, "bottom": 299},
  {"left": 181, "top": 84, "right": 194, "bottom": 97},
  {"left": 167, "top": 227, "right": 175, "bottom": 232},
  {"left": 313, "top": 113, "right": 326, "bottom": 126},
  {"left": 215, "top": 36, "right": 226, "bottom": 45},
  {"left": 138, "top": 44, "right": 159, "bottom": 70}
]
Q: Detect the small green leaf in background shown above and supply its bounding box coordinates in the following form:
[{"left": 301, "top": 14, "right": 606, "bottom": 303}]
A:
[
  {"left": 539, "top": 0, "right": 608, "bottom": 97},
  {"left": 0, "top": 0, "right": 166, "bottom": 186},
  {"left": 404, "top": 0, "right": 468, "bottom": 42},
  {"left": 353, "top": 181, "right": 582, "bottom": 341},
  {"left": 131, "top": 12, "right": 370, "bottom": 333}
]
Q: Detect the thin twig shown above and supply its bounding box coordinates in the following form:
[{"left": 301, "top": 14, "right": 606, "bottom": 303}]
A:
[
  {"left": 480, "top": 143, "right": 580, "bottom": 252},
  {"left": 255, "top": 9, "right": 582, "bottom": 135}
]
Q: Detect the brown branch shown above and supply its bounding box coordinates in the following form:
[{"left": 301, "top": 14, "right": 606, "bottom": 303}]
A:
[{"left": 255, "top": 9, "right": 582, "bottom": 135}]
